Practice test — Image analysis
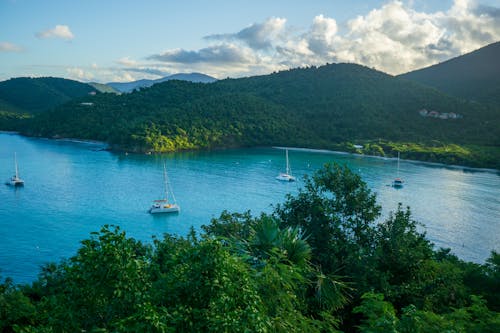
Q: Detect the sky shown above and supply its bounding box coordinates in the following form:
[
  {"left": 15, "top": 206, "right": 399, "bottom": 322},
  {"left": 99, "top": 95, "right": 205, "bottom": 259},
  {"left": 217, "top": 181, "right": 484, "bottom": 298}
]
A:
[{"left": 1, "top": 0, "right": 499, "bottom": 82}]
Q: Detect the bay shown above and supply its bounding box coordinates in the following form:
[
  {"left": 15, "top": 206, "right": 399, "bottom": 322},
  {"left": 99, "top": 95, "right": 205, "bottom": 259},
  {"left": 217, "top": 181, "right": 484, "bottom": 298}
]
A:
[{"left": 1, "top": 132, "right": 499, "bottom": 284}]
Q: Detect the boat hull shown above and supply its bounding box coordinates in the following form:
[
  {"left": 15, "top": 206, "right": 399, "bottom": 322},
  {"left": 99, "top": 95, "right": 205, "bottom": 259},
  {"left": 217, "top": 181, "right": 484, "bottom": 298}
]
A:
[
  {"left": 276, "top": 173, "right": 296, "bottom": 182},
  {"left": 392, "top": 178, "right": 404, "bottom": 188},
  {"left": 149, "top": 204, "right": 180, "bottom": 214},
  {"left": 5, "top": 178, "right": 24, "bottom": 187}
]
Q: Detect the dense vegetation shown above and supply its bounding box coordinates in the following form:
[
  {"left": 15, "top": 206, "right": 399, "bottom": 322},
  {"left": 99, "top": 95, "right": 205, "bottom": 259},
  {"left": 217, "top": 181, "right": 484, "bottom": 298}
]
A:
[
  {"left": 1, "top": 164, "right": 499, "bottom": 332},
  {"left": 0, "top": 111, "right": 31, "bottom": 131},
  {"left": 345, "top": 141, "right": 500, "bottom": 170},
  {"left": 399, "top": 41, "right": 500, "bottom": 106},
  {"left": 13, "top": 63, "right": 500, "bottom": 169},
  {"left": 0, "top": 77, "right": 96, "bottom": 114}
]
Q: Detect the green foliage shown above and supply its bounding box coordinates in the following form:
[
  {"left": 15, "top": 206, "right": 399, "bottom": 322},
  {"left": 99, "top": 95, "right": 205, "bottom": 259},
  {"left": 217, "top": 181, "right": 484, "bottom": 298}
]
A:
[
  {"left": 370, "top": 205, "right": 434, "bottom": 308},
  {"left": 275, "top": 163, "right": 381, "bottom": 276},
  {"left": 400, "top": 41, "right": 500, "bottom": 106},
  {"left": 0, "top": 111, "right": 32, "bottom": 131},
  {"left": 353, "top": 292, "right": 399, "bottom": 333},
  {"left": 0, "top": 276, "right": 36, "bottom": 331},
  {"left": 0, "top": 164, "right": 499, "bottom": 332},
  {"left": 464, "top": 251, "right": 500, "bottom": 311},
  {"left": 10, "top": 63, "right": 499, "bottom": 169},
  {"left": 151, "top": 233, "right": 269, "bottom": 332},
  {"left": 204, "top": 210, "right": 349, "bottom": 321},
  {"left": 0, "top": 77, "right": 97, "bottom": 114},
  {"left": 31, "top": 225, "right": 152, "bottom": 331},
  {"left": 398, "top": 296, "right": 500, "bottom": 333},
  {"left": 364, "top": 141, "right": 500, "bottom": 170}
]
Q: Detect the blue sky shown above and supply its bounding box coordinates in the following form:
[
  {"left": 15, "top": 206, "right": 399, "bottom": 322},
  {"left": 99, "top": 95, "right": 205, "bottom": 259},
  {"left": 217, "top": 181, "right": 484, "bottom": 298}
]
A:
[{"left": 1, "top": 0, "right": 499, "bottom": 82}]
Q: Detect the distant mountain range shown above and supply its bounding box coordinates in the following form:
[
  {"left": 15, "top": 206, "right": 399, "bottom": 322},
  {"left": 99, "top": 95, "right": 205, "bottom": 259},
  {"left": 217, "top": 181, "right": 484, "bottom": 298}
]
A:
[
  {"left": 399, "top": 41, "right": 500, "bottom": 106},
  {"left": 106, "top": 72, "right": 217, "bottom": 93}
]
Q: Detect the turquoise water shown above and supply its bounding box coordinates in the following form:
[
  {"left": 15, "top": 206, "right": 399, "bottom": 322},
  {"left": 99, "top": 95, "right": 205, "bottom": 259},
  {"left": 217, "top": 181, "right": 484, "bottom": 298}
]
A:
[{"left": 1, "top": 132, "right": 500, "bottom": 284}]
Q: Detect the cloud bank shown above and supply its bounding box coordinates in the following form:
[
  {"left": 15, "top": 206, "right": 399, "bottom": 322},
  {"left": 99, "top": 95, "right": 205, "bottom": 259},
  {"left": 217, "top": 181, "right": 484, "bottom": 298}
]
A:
[
  {"left": 71, "top": 0, "right": 499, "bottom": 82},
  {"left": 36, "top": 25, "right": 74, "bottom": 40},
  {"left": 143, "top": 0, "right": 500, "bottom": 78}
]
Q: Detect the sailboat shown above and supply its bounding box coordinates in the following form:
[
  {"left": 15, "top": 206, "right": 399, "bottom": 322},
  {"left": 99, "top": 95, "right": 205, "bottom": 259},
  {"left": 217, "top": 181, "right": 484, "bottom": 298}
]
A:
[
  {"left": 276, "top": 148, "right": 296, "bottom": 182},
  {"left": 149, "top": 162, "right": 180, "bottom": 214},
  {"left": 392, "top": 152, "right": 404, "bottom": 188},
  {"left": 6, "top": 152, "right": 24, "bottom": 187}
]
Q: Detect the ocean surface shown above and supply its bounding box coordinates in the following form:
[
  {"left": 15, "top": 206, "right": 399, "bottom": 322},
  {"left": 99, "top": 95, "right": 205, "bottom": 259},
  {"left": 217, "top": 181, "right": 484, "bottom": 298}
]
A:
[{"left": 1, "top": 132, "right": 499, "bottom": 284}]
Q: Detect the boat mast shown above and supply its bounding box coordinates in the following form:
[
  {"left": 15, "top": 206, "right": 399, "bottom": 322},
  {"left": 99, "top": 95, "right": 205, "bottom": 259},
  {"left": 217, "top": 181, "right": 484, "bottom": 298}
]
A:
[
  {"left": 397, "top": 152, "right": 400, "bottom": 177},
  {"left": 163, "top": 163, "right": 169, "bottom": 202},
  {"left": 285, "top": 149, "right": 290, "bottom": 175},
  {"left": 14, "top": 152, "right": 19, "bottom": 178},
  {"left": 164, "top": 162, "right": 177, "bottom": 204}
]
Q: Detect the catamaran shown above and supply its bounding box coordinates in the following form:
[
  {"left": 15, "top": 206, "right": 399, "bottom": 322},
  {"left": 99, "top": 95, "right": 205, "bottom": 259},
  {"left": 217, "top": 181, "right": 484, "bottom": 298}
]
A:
[
  {"left": 392, "top": 152, "right": 404, "bottom": 188},
  {"left": 6, "top": 152, "right": 24, "bottom": 187},
  {"left": 149, "top": 162, "right": 180, "bottom": 214},
  {"left": 276, "top": 148, "right": 296, "bottom": 182}
]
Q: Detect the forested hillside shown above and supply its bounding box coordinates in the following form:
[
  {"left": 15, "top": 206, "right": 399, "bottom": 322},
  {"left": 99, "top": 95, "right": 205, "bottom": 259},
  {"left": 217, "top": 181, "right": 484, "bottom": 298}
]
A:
[
  {"left": 17, "top": 63, "right": 500, "bottom": 168},
  {"left": 400, "top": 41, "right": 500, "bottom": 106},
  {"left": 0, "top": 77, "right": 97, "bottom": 114}
]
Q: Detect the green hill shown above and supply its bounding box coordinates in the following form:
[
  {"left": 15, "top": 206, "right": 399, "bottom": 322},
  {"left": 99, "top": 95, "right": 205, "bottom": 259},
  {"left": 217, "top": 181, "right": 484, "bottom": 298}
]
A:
[
  {"left": 0, "top": 77, "right": 97, "bottom": 114},
  {"left": 88, "top": 82, "right": 120, "bottom": 94},
  {"left": 399, "top": 41, "right": 500, "bottom": 106},
  {"left": 18, "top": 63, "right": 500, "bottom": 168}
]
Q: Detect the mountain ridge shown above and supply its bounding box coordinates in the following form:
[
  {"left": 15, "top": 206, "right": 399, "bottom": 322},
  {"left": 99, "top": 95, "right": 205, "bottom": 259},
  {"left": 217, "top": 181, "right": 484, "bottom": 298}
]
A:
[
  {"left": 107, "top": 72, "right": 217, "bottom": 93},
  {"left": 399, "top": 41, "right": 500, "bottom": 105},
  {"left": 21, "top": 63, "right": 499, "bottom": 151}
]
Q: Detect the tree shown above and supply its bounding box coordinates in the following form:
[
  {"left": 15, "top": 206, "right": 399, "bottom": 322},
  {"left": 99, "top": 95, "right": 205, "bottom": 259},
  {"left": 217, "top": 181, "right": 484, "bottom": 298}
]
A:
[
  {"left": 370, "top": 205, "right": 434, "bottom": 308},
  {"left": 205, "top": 211, "right": 348, "bottom": 331},
  {"left": 275, "top": 163, "right": 381, "bottom": 277},
  {"left": 0, "top": 276, "right": 36, "bottom": 332},
  {"left": 34, "top": 225, "right": 153, "bottom": 331},
  {"left": 352, "top": 292, "right": 398, "bottom": 333}
]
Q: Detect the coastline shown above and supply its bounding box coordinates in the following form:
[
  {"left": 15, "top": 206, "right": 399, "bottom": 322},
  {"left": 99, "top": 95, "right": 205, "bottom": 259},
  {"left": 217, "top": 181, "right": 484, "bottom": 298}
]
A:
[
  {"left": 4, "top": 131, "right": 499, "bottom": 172},
  {"left": 274, "top": 145, "right": 500, "bottom": 174}
]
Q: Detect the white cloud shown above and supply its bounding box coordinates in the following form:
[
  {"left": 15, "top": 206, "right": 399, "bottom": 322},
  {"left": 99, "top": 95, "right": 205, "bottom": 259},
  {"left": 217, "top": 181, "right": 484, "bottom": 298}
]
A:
[
  {"left": 0, "top": 42, "right": 23, "bottom": 52},
  {"left": 334, "top": 0, "right": 500, "bottom": 74},
  {"left": 55, "top": 0, "right": 498, "bottom": 82},
  {"left": 145, "top": 0, "right": 499, "bottom": 77},
  {"left": 206, "top": 17, "right": 287, "bottom": 50},
  {"left": 116, "top": 57, "right": 138, "bottom": 66},
  {"left": 306, "top": 15, "right": 339, "bottom": 57},
  {"left": 331, "top": 1, "right": 448, "bottom": 74},
  {"left": 149, "top": 43, "right": 258, "bottom": 65},
  {"left": 37, "top": 25, "right": 74, "bottom": 40},
  {"left": 66, "top": 67, "right": 94, "bottom": 81},
  {"left": 64, "top": 65, "right": 170, "bottom": 83}
]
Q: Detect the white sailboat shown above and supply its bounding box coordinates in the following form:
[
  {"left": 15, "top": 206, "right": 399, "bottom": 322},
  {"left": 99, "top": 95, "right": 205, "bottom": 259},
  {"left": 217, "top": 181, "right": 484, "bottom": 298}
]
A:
[
  {"left": 276, "top": 148, "right": 296, "bottom": 182},
  {"left": 392, "top": 152, "right": 404, "bottom": 188},
  {"left": 149, "top": 162, "right": 180, "bottom": 214},
  {"left": 6, "top": 152, "right": 24, "bottom": 187}
]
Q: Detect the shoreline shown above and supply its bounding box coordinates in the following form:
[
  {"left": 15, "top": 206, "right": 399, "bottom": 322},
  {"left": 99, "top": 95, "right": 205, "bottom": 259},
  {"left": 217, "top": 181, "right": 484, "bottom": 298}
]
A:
[
  {"left": 274, "top": 146, "right": 500, "bottom": 174},
  {"left": 4, "top": 132, "right": 499, "bottom": 173}
]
